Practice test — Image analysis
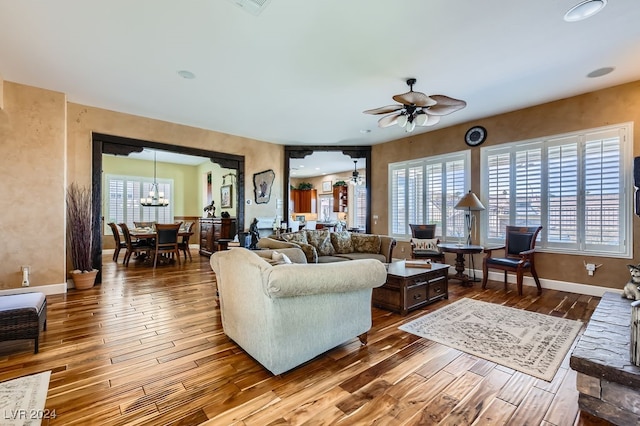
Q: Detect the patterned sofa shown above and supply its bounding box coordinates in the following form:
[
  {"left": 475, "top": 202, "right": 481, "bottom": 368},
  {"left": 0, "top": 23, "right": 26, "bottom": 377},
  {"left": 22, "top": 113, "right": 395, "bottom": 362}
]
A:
[{"left": 258, "top": 229, "right": 396, "bottom": 264}]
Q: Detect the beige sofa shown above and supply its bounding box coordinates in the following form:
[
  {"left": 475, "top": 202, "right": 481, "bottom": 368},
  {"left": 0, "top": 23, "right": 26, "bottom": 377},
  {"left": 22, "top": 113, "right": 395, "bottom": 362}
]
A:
[
  {"left": 259, "top": 229, "right": 396, "bottom": 264},
  {"left": 210, "top": 247, "right": 387, "bottom": 375}
]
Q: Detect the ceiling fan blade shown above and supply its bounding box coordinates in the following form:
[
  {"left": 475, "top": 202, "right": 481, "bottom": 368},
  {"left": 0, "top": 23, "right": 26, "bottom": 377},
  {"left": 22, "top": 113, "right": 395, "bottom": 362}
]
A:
[
  {"left": 415, "top": 113, "right": 441, "bottom": 127},
  {"left": 378, "top": 113, "right": 401, "bottom": 128},
  {"left": 392, "top": 91, "right": 436, "bottom": 107},
  {"left": 363, "top": 105, "right": 403, "bottom": 115},
  {"left": 426, "top": 95, "right": 467, "bottom": 116}
]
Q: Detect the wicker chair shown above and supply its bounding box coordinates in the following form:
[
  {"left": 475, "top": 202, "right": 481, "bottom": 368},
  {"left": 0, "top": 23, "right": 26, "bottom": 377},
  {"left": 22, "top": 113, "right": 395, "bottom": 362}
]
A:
[{"left": 0, "top": 292, "right": 47, "bottom": 354}]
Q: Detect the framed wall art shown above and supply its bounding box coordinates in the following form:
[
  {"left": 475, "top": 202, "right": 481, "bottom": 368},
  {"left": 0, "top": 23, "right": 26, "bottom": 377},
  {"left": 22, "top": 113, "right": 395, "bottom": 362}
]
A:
[
  {"left": 220, "top": 185, "right": 233, "bottom": 208},
  {"left": 322, "top": 180, "right": 332, "bottom": 193},
  {"left": 253, "top": 169, "right": 275, "bottom": 204}
]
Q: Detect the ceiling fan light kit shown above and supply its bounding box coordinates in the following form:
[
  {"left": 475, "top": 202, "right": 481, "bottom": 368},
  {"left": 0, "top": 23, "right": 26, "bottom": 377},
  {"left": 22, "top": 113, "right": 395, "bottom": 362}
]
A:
[{"left": 364, "top": 78, "right": 466, "bottom": 133}]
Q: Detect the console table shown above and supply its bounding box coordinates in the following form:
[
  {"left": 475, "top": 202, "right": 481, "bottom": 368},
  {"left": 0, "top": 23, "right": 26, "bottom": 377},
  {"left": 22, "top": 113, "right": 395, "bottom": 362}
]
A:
[
  {"left": 199, "top": 218, "right": 237, "bottom": 257},
  {"left": 372, "top": 261, "right": 449, "bottom": 315}
]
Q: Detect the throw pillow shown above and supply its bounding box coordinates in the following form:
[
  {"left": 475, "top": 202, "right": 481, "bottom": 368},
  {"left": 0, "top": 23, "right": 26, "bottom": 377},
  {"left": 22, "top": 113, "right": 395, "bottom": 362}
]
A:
[
  {"left": 351, "top": 234, "right": 382, "bottom": 254},
  {"left": 306, "top": 230, "right": 335, "bottom": 256},
  {"left": 411, "top": 238, "right": 439, "bottom": 250},
  {"left": 282, "top": 230, "right": 308, "bottom": 245},
  {"left": 271, "top": 251, "right": 292, "bottom": 265},
  {"left": 330, "top": 231, "right": 353, "bottom": 254},
  {"left": 296, "top": 242, "right": 318, "bottom": 263}
]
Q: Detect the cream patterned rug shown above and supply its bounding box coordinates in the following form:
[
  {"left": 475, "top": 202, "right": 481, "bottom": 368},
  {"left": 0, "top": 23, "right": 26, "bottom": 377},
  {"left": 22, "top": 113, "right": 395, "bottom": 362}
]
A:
[
  {"left": 0, "top": 371, "right": 51, "bottom": 426},
  {"left": 399, "top": 298, "right": 583, "bottom": 381}
]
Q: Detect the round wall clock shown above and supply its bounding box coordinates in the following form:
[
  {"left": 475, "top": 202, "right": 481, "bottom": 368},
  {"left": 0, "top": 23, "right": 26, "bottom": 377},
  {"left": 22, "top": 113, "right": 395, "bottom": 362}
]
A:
[{"left": 465, "top": 126, "right": 487, "bottom": 147}]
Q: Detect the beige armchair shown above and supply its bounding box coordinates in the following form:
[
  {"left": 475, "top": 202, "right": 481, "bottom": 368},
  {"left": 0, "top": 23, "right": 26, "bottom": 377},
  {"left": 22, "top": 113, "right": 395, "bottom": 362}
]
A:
[{"left": 210, "top": 247, "right": 387, "bottom": 375}]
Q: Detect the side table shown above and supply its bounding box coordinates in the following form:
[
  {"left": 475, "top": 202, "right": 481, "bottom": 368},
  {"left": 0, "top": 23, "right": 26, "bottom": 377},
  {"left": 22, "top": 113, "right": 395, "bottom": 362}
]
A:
[{"left": 437, "top": 243, "right": 483, "bottom": 287}]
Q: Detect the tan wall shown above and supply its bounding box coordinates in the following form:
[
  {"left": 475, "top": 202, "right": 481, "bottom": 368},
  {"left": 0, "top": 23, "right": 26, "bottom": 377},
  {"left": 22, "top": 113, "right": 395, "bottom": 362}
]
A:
[
  {"left": 0, "top": 82, "right": 67, "bottom": 288},
  {"left": 0, "top": 80, "right": 283, "bottom": 290},
  {"left": 372, "top": 80, "right": 640, "bottom": 290}
]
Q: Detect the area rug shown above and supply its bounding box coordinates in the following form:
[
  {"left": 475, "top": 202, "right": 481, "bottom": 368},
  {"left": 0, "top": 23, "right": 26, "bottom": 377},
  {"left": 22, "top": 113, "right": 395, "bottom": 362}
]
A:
[
  {"left": 0, "top": 371, "right": 51, "bottom": 426},
  {"left": 399, "top": 298, "right": 583, "bottom": 381}
]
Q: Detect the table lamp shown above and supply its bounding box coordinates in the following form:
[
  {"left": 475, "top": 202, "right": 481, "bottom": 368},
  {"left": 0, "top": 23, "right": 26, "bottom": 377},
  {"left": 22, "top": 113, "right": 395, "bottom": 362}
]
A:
[{"left": 454, "top": 191, "right": 485, "bottom": 245}]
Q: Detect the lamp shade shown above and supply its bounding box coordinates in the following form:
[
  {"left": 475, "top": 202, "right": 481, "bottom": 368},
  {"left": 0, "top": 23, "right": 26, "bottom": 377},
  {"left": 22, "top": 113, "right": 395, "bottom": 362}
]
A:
[{"left": 455, "top": 191, "right": 485, "bottom": 211}]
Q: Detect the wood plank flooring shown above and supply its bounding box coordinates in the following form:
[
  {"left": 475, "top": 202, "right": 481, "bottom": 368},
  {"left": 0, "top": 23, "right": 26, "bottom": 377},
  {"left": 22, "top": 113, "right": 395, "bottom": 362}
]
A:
[{"left": 0, "top": 251, "right": 614, "bottom": 425}]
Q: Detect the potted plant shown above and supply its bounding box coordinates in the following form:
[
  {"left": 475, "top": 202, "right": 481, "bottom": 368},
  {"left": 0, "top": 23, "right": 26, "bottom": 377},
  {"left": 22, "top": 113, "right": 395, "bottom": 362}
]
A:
[
  {"left": 333, "top": 180, "right": 347, "bottom": 187},
  {"left": 297, "top": 182, "right": 313, "bottom": 190},
  {"left": 66, "top": 183, "right": 98, "bottom": 289}
]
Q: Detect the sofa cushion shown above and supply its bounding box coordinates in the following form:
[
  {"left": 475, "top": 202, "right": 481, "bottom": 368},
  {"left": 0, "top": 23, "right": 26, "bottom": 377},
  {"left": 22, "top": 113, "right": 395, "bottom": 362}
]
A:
[
  {"left": 306, "top": 230, "right": 336, "bottom": 256},
  {"left": 411, "top": 238, "right": 439, "bottom": 250},
  {"left": 330, "top": 231, "right": 353, "bottom": 254},
  {"left": 334, "top": 253, "right": 387, "bottom": 263},
  {"left": 317, "top": 255, "right": 350, "bottom": 263},
  {"left": 351, "top": 234, "right": 382, "bottom": 254}
]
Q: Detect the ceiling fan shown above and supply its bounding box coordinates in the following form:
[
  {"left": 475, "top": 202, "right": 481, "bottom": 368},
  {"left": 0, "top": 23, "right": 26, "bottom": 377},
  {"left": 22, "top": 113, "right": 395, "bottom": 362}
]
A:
[{"left": 363, "top": 78, "right": 467, "bottom": 132}]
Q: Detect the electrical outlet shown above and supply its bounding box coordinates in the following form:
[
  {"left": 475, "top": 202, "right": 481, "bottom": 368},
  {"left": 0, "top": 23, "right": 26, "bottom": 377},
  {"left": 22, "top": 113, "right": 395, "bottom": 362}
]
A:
[{"left": 401, "top": 247, "right": 405, "bottom": 253}]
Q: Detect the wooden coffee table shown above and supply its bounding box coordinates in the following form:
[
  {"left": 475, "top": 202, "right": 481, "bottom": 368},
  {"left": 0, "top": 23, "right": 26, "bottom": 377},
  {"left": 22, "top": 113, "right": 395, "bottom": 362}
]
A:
[{"left": 372, "top": 261, "right": 449, "bottom": 315}]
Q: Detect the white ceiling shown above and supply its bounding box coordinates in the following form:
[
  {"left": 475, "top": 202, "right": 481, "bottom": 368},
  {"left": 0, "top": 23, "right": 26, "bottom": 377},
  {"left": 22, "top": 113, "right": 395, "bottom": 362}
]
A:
[{"left": 1, "top": 0, "right": 639, "bottom": 151}]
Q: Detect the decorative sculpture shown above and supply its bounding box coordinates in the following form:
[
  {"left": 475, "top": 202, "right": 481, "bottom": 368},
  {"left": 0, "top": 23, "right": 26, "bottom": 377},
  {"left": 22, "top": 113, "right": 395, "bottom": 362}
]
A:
[
  {"left": 249, "top": 218, "right": 260, "bottom": 250},
  {"left": 203, "top": 201, "right": 216, "bottom": 218},
  {"left": 623, "top": 264, "right": 640, "bottom": 301}
]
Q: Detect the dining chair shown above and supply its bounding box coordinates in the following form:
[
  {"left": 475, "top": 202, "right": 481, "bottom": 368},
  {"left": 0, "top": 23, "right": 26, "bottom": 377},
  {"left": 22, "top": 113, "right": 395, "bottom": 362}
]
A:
[
  {"left": 481, "top": 225, "right": 543, "bottom": 296},
  {"left": 177, "top": 221, "right": 195, "bottom": 261},
  {"left": 107, "top": 222, "right": 127, "bottom": 262},
  {"left": 409, "top": 224, "right": 444, "bottom": 263},
  {"left": 152, "top": 223, "right": 182, "bottom": 268},
  {"left": 119, "top": 223, "right": 151, "bottom": 266}
]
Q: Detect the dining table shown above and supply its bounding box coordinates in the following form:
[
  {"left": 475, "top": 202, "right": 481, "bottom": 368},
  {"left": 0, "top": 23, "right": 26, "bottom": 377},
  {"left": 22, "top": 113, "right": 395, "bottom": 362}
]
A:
[{"left": 129, "top": 227, "right": 194, "bottom": 265}]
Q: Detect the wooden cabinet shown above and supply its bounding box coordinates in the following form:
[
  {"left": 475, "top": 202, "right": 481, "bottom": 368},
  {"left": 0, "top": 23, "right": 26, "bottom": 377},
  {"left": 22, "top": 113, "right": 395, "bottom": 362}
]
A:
[
  {"left": 372, "top": 262, "right": 449, "bottom": 315},
  {"left": 290, "top": 189, "right": 317, "bottom": 213},
  {"left": 199, "top": 218, "right": 237, "bottom": 257},
  {"left": 332, "top": 185, "right": 348, "bottom": 212}
]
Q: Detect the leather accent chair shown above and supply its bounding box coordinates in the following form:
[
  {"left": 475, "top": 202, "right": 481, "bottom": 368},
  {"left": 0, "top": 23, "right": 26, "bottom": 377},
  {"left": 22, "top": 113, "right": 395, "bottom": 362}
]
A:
[{"left": 481, "top": 226, "right": 543, "bottom": 296}]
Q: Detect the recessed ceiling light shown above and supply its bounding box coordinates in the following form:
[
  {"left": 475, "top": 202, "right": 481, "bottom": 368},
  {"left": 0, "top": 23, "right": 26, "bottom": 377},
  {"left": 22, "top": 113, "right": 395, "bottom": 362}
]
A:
[
  {"left": 587, "top": 67, "right": 614, "bottom": 78},
  {"left": 564, "top": 0, "right": 607, "bottom": 22},
  {"left": 177, "top": 70, "right": 195, "bottom": 79}
]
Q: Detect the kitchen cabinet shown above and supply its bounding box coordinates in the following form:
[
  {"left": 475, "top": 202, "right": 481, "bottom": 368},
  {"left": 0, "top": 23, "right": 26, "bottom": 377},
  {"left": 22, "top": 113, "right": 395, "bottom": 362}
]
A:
[
  {"left": 332, "top": 185, "right": 348, "bottom": 212},
  {"left": 290, "top": 189, "right": 317, "bottom": 213}
]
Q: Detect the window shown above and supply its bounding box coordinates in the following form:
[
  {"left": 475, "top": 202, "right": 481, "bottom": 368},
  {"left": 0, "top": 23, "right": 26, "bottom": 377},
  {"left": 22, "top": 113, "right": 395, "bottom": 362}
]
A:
[
  {"left": 105, "top": 174, "right": 174, "bottom": 233},
  {"left": 353, "top": 185, "right": 367, "bottom": 229},
  {"left": 481, "top": 123, "right": 632, "bottom": 257},
  {"left": 389, "top": 151, "right": 470, "bottom": 239}
]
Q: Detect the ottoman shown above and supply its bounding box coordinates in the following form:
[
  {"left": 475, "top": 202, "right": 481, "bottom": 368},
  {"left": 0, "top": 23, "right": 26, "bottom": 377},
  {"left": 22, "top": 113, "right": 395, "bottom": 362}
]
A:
[{"left": 0, "top": 292, "right": 47, "bottom": 354}]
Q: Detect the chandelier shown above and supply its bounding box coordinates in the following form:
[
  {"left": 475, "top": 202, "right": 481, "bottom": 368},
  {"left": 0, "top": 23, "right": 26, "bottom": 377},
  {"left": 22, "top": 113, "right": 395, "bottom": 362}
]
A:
[
  {"left": 350, "top": 160, "right": 363, "bottom": 186},
  {"left": 140, "top": 151, "right": 169, "bottom": 207}
]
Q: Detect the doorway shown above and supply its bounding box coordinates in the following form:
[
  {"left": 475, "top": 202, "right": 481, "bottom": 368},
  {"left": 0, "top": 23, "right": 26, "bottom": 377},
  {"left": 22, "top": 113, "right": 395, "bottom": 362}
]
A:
[{"left": 91, "top": 133, "right": 245, "bottom": 281}]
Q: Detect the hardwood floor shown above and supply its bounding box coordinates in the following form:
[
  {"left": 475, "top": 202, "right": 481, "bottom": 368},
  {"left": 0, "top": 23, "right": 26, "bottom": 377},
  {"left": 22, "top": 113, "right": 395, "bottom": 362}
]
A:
[{"left": 0, "top": 251, "right": 613, "bottom": 425}]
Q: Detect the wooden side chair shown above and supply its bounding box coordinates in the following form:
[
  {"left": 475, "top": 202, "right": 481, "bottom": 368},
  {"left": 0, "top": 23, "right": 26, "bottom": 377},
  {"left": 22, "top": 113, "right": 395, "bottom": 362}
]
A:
[
  {"left": 107, "top": 222, "right": 127, "bottom": 262},
  {"left": 481, "top": 226, "right": 543, "bottom": 296},
  {"left": 177, "top": 221, "right": 195, "bottom": 261},
  {"left": 152, "top": 223, "right": 182, "bottom": 268},
  {"left": 119, "top": 223, "right": 150, "bottom": 266},
  {"left": 409, "top": 224, "right": 445, "bottom": 263}
]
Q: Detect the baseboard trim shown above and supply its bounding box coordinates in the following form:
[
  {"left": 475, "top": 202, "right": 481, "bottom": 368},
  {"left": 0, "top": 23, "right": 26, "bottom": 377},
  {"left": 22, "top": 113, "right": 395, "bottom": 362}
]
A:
[
  {"left": 472, "top": 269, "right": 621, "bottom": 297},
  {"left": 0, "top": 282, "right": 68, "bottom": 296}
]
